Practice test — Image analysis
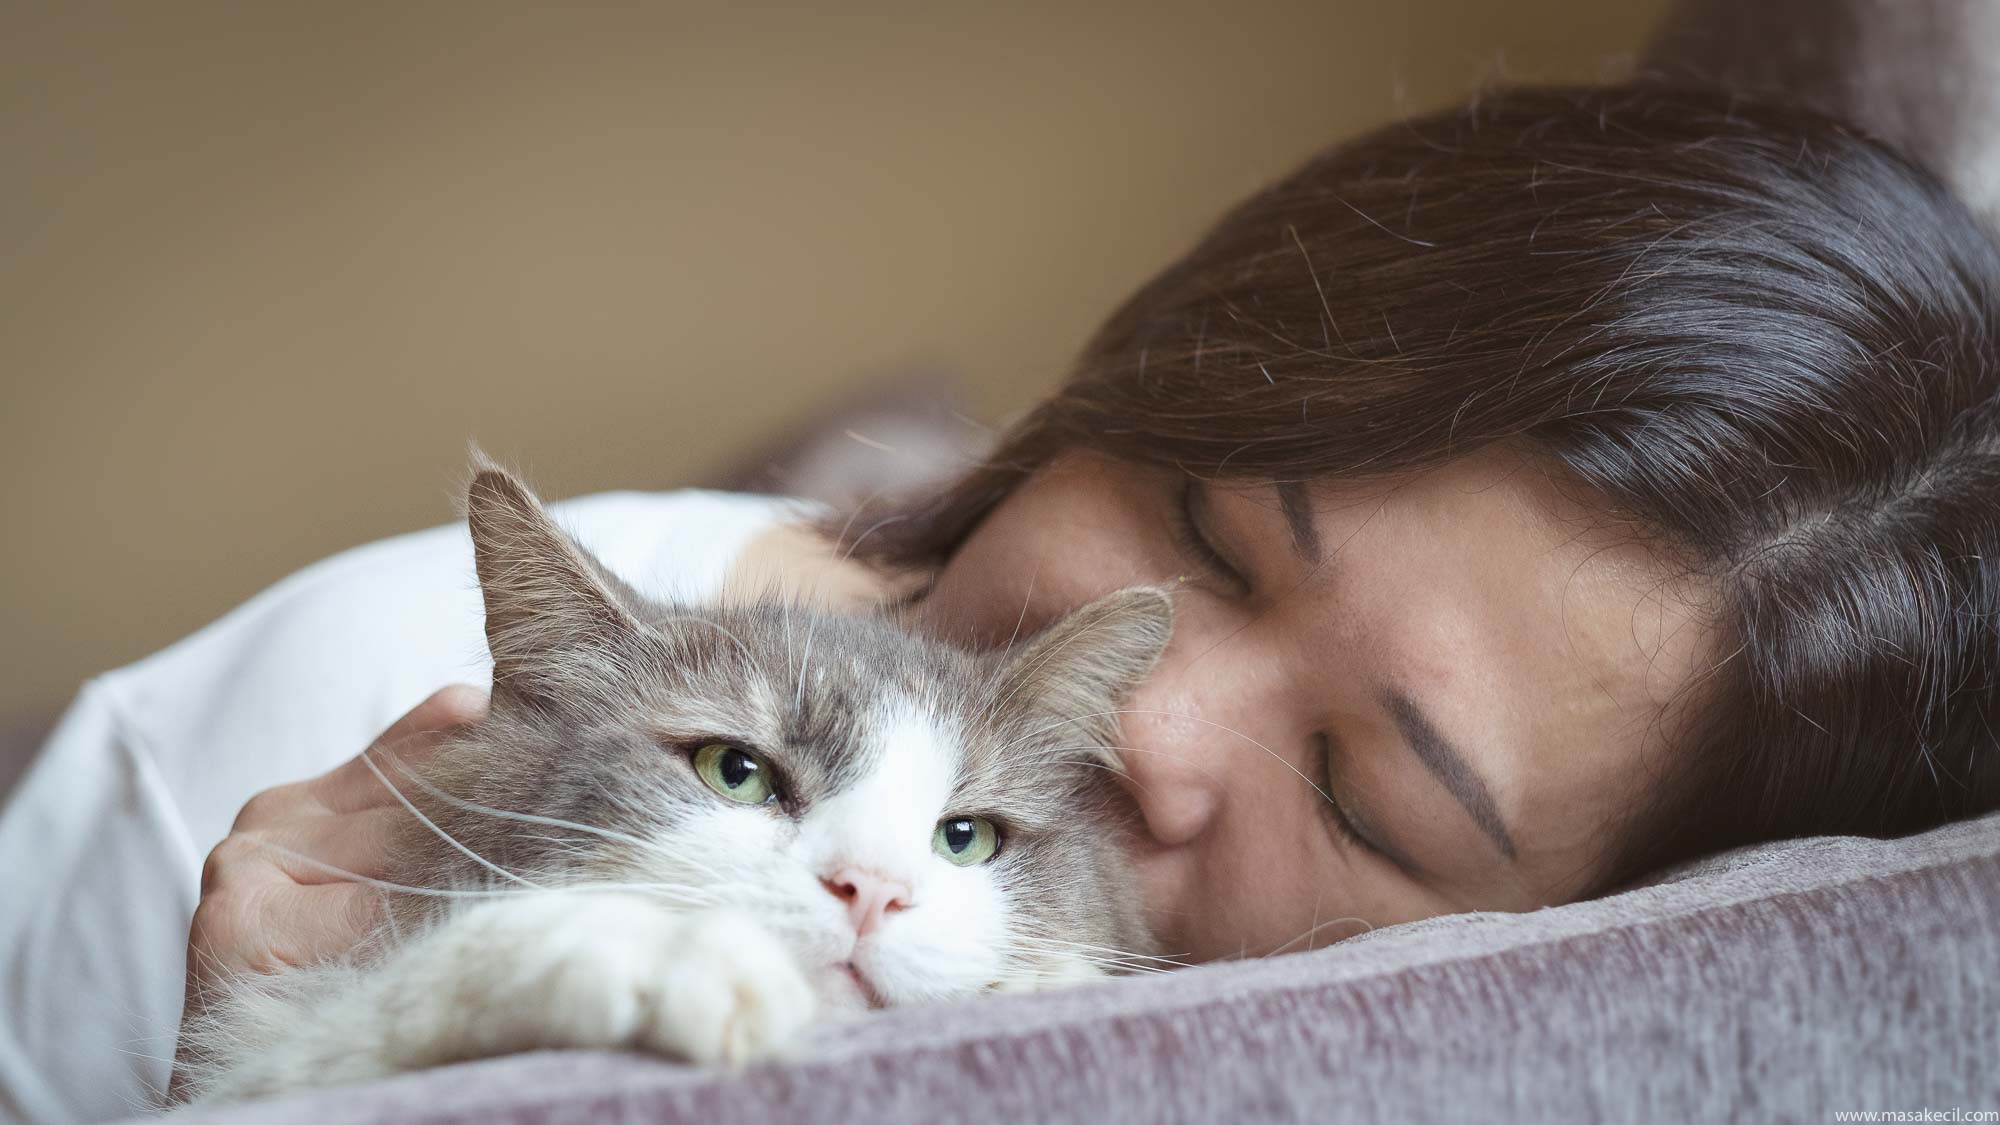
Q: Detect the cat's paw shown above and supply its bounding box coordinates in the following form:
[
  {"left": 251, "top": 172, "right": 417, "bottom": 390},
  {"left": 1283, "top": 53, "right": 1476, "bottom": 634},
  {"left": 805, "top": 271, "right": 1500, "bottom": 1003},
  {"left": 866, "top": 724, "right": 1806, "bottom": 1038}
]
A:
[
  {"left": 640, "top": 910, "right": 817, "bottom": 1065},
  {"left": 383, "top": 895, "right": 812, "bottom": 1069},
  {"left": 384, "top": 893, "right": 678, "bottom": 1066}
]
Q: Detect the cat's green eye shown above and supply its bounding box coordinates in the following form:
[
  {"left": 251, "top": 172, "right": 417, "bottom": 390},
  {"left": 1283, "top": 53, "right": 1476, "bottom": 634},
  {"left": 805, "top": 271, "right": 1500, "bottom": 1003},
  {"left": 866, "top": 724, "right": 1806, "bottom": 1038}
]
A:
[
  {"left": 692, "top": 743, "right": 777, "bottom": 805},
  {"left": 932, "top": 815, "right": 1001, "bottom": 866}
]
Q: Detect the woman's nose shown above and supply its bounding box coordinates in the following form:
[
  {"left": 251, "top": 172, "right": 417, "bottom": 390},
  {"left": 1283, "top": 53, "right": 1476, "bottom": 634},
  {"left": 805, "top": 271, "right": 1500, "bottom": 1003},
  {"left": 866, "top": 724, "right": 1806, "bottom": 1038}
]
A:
[
  {"left": 1115, "top": 647, "right": 1236, "bottom": 850},
  {"left": 1116, "top": 735, "right": 1221, "bottom": 848}
]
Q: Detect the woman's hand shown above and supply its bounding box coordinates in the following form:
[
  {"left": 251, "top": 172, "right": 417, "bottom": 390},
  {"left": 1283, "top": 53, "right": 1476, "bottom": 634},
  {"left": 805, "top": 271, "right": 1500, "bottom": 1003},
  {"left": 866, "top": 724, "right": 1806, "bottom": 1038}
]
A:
[{"left": 169, "top": 685, "right": 489, "bottom": 1099}]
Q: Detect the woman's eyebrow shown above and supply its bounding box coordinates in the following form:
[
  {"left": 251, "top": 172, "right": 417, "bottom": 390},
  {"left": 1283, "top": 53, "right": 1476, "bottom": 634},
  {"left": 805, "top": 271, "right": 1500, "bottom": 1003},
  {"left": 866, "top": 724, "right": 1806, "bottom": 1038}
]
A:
[
  {"left": 1380, "top": 688, "right": 1519, "bottom": 861},
  {"left": 1274, "top": 481, "right": 1322, "bottom": 564}
]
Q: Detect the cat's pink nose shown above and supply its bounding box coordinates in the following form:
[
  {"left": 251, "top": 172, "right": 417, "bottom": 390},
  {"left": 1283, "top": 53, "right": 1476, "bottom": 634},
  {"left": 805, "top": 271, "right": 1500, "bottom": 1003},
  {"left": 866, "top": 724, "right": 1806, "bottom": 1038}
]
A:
[{"left": 821, "top": 867, "right": 911, "bottom": 937}]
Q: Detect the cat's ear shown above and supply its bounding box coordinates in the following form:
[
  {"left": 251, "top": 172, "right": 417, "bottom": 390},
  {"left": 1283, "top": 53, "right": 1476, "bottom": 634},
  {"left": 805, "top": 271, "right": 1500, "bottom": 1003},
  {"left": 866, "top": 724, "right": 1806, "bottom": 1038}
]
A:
[
  {"left": 464, "top": 451, "right": 649, "bottom": 710},
  {"left": 996, "top": 586, "right": 1174, "bottom": 764}
]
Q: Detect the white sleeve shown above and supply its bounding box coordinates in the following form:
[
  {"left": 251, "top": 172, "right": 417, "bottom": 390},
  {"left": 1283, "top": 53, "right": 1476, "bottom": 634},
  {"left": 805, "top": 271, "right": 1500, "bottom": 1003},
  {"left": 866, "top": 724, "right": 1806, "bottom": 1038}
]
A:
[
  {"left": 0, "top": 488, "right": 802, "bottom": 1124},
  {"left": 0, "top": 682, "right": 201, "bottom": 1125}
]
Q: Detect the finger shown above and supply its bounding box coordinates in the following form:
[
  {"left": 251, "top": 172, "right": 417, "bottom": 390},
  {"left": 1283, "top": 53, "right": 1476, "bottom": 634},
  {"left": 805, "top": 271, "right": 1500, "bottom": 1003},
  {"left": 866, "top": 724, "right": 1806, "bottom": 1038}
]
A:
[
  {"left": 317, "top": 735, "right": 456, "bottom": 818},
  {"left": 175, "top": 882, "right": 380, "bottom": 1105},
  {"left": 227, "top": 777, "right": 320, "bottom": 833},
  {"left": 314, "top": 684, "right": 489, "bottom": 814},
  {"left": 264, "top": 883, "right": 389, "bottom": 969},
  {"left": 190, "top": 882, "right": 389, "bottom": 981},
  {"left": 202, "top": 806, "right": 412, "bottom": 899},
  {"left": 378, "top": 683, "right": 491, "bottom": 745}
]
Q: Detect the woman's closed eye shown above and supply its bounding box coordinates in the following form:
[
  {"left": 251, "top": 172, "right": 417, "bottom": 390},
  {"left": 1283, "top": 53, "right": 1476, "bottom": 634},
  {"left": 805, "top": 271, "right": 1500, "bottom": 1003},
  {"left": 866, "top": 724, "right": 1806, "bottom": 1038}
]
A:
[
  {"left": 1314, "top": 733, "right": 1402, "bottom": 866},
  {"left": 1169, "top": 479, "right": 1252, "bottom": 596},
  {"left": 1172, "top": 480, "right": 1419, "bottom": 872}
]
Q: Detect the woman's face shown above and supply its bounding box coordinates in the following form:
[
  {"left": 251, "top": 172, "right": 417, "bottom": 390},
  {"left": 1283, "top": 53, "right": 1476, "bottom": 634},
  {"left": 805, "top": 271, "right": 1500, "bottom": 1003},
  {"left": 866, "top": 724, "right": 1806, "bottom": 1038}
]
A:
[{"left": 903, "top": 447, "right": 1718, "bottom": 962}]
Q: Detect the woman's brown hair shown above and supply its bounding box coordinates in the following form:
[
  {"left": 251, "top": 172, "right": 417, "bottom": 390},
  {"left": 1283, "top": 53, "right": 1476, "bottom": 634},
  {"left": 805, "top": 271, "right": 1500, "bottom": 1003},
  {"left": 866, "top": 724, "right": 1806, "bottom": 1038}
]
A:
[{"left": 845, "top": 83, "right": 2000, "bottom": 886}]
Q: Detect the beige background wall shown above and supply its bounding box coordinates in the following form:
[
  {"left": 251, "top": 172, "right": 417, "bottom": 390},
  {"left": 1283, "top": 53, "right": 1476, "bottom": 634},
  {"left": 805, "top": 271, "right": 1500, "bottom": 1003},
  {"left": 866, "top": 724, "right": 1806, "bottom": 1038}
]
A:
[{"left": 0, "top": 1, "right": 1667, "bottom": 719}]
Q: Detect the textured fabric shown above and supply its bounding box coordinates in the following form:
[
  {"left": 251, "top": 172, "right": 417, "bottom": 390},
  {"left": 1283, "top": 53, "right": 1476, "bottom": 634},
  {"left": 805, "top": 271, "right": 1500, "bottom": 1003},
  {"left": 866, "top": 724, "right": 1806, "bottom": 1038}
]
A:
[{"left": 144, "top": 809, "right": 2000, "bottom": 1123}]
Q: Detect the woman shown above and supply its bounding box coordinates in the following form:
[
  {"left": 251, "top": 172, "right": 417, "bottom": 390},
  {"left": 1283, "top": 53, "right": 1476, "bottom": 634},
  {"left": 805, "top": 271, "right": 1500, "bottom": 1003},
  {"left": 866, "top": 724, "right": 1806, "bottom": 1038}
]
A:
[{"left": 5, "top": 82, "right": 1997, "bottom": 1123}]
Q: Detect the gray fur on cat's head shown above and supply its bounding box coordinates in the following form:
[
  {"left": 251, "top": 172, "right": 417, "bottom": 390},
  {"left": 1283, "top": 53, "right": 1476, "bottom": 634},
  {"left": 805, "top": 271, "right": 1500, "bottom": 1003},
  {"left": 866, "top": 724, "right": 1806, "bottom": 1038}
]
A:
[{"left": 397, "top": 458, "right": 1170, "bottom": 1006}]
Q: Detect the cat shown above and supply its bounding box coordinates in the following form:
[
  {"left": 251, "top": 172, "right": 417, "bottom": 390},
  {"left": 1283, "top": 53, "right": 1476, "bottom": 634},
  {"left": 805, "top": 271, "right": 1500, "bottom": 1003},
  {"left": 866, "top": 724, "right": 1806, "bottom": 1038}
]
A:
[{"left": 177, "top": 459, "right": 1172, "bottom": 1103}]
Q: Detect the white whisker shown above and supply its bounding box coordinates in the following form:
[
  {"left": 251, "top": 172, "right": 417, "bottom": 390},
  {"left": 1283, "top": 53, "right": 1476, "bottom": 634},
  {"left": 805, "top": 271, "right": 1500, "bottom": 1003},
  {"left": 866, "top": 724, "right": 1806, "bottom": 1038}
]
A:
[
  {"left": 254, "top": 843, "right": 724, "bottom": 908},
  {"left": 361, "top": 749, "right": 540, "bottom": 890},
  {"left": 371, "top": 748, "right": 666, "bottom": 854},
  {"left": 1267, "top": 912, "right": 1374, "bottom": 956}
]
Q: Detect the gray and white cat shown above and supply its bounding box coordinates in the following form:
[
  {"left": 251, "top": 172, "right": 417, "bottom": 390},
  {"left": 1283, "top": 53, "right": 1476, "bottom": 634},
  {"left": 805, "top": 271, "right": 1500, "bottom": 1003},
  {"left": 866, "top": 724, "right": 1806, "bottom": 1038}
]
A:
[{"left": 179, "top": 462, "right": 1170, "bottom": 1103}]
